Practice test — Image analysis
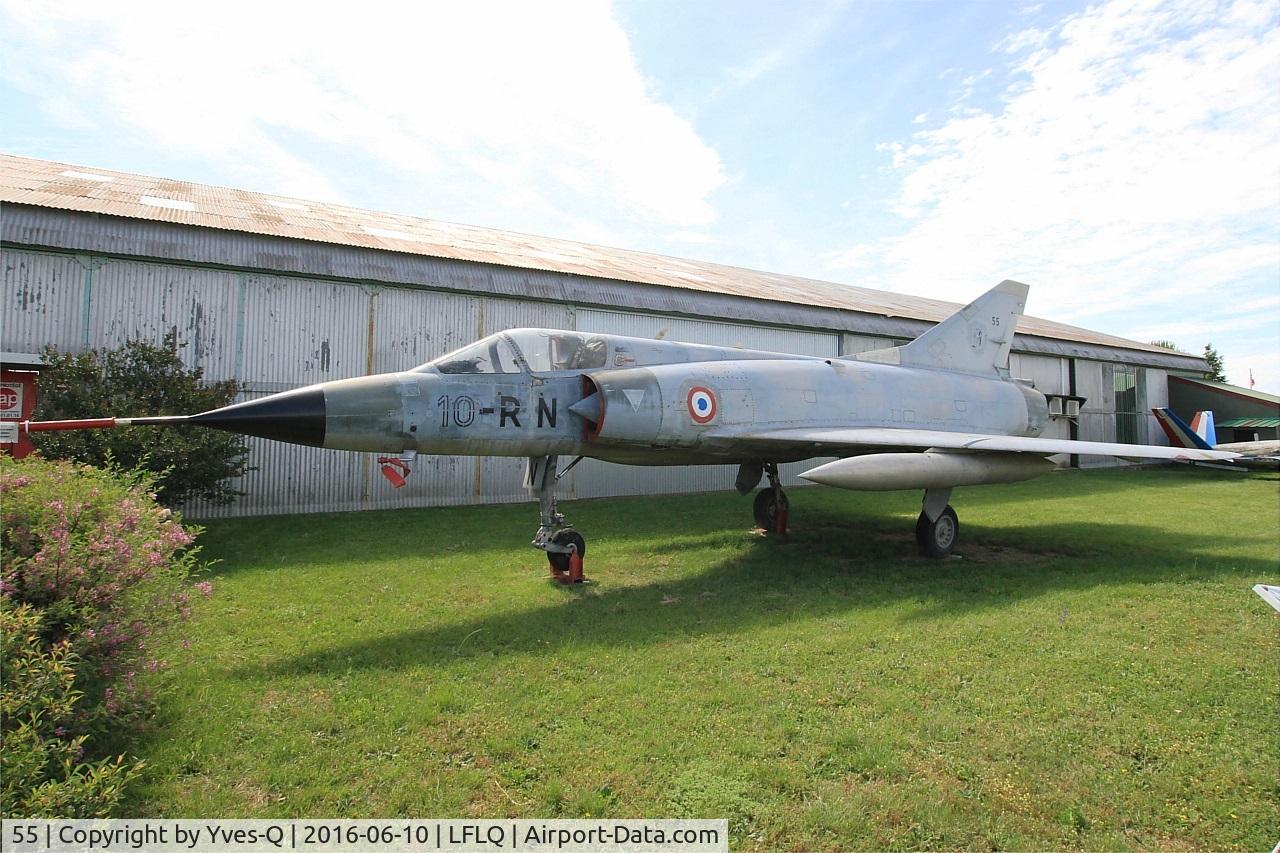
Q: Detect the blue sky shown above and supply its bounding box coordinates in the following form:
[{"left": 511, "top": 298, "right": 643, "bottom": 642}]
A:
[{"left": 2, "top": 0, "right": 1277, "bottom": 389}]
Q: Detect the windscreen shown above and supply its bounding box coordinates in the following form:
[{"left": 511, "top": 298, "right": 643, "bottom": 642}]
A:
[
  {"left": 418, "top": 334, "right": 521, "bottom": 374},
  {"left": 420, "top": 330, "right": 612, "bottom": 374}
]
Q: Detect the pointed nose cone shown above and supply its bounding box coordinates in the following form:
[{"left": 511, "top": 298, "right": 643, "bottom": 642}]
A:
[
  {"left": 797, "top": 461, "right": 840, "bottom": 487},
  {"left": 569, "top": 392, "right": 602, "bottom": 424},
  {"left": 190, "top": 387, "right": 326, "bottom": 447}
]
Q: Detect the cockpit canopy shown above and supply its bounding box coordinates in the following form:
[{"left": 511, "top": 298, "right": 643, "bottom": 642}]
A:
[
  {"left": 416, "top": 328, "right": 818, "bottom": 376},
  {"left": 417, "top": 330, "right": 610, "bottom": 375}
]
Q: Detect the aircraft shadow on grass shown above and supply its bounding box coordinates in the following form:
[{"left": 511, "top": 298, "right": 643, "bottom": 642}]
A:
[
  {"left": 200, "top": 466, "right": 1267, "bottom": 577},
  {"left": 237, "top": 507, "right": 1272, "bottom": 681}
]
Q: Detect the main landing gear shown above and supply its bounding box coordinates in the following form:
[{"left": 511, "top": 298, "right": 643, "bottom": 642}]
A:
[
  {"left": 526, "top": 455, "right": 587, "bottom": 584},
  {"left": 738, "top": 464, "right": 959, "bottom": 557},
  {"left": 915, "top": 487, "right": 959, "bottom": 558},
  {"left": 752, "top": 462, "right": 789, "bottom": 535}
]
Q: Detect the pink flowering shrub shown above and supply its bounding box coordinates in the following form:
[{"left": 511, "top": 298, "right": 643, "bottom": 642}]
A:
[
  {"left": 1, "top": 454, "right": 209, "bottom": 815},
  {"left": 2, "top": 604, "right": 142, "bottom": 816}
]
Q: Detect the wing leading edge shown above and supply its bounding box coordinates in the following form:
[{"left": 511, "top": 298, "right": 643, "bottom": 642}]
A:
[{"left": 715, "top": 427, "right": 1240, "bottom": 462}]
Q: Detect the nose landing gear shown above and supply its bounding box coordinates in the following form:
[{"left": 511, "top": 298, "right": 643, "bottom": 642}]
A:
[{"left": 526, "top": 455, "right": 587, "bottom": 584}]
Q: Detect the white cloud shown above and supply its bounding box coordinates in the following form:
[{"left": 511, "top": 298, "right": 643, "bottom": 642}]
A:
[
  {"left": 831, "top": 0, "right": 1280, "bottom": 337},
  {"left": 999, "top": 26, "right": 1049, "bottom": 53},
  {"left": 0, "top": 0, "right": 726, "bottom": 230}
]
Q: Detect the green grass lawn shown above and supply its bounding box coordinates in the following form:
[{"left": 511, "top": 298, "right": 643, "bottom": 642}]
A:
[{"left": 123, "top": 466, "right": 1278, "bottom": 850}]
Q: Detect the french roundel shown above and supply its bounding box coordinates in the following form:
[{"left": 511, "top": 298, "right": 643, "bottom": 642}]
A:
[{"left": 687, "top": 386, "right": 717, "bottom": 424}]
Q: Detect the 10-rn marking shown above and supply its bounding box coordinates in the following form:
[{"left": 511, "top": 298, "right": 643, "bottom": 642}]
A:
[{"left": 436, "top": 395, "right": 558, "bottom": 429}]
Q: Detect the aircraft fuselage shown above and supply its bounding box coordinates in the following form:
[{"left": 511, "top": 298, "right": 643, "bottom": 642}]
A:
[{"left": 297, "top": 330, "right": 1047, "bottom": 465}]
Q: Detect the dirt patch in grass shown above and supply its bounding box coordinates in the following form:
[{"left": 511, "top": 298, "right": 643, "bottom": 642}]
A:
[
  {"left": 953, "top": 540, "right": 1070, "bottom": 563},
  {"left": 233, "top": 779, "right": 274, "bottom": 809},
  {"left": 797, "top": 523, "right": 1075, "bottom": 563}
]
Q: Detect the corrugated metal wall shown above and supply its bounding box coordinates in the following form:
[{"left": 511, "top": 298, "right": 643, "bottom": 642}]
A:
[
  {"left": 4, "top": 246, "right": 1158, "bottom": 518},
  {"left": 841, "top": 333, "right": 897, "bottom": 354},
  {"left": 5, "top": 252, "right": 89, "bottom": 353},
  {"left": 89, "top": 261, "right": 242, "bottom": 382}
]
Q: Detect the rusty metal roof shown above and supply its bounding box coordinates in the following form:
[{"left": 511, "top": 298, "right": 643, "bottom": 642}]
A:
[{"left": 0, "top": 153, "right": 1185, "bottom": 357}]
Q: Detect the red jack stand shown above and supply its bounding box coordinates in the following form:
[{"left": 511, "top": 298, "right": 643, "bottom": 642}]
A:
[{"left": 550, "top": 550, "right": 586, "bottom": 585}]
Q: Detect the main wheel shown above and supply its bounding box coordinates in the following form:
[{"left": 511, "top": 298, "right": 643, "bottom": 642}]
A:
[
  {"left": 753, "top": 488, "right": 789, "bottom": 533},
  {"left": 915, "top": 506, "right": 959, "bottom": 558},
  {"left": 546, "top": 529, "right": 586, "bottom": 573}
]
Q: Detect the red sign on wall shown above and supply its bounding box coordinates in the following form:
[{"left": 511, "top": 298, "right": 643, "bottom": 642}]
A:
[
  {"left": 0, "top": 373, "right": 37, "bottom": 458},
  {"left": 0, "top": 383, "right": 22, "bottom": 416}
]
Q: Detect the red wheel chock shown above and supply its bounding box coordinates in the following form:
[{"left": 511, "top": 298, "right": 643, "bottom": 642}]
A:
[
  {"left": 550, "top": 549, "right": 586, "bottom": 585},
  {"left": 775, "top": 506, "right": 789, "bottom": 535}
]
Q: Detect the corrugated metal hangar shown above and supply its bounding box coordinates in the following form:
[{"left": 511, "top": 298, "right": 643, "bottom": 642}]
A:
[{"left": 0, "top": 154, "right": 1210, "bottom": 517}]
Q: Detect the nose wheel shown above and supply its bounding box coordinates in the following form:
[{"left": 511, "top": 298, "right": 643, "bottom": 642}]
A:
[
  {"left": 546, "top": 529, "right": 586, "bottom": 578},
  {"left": 527, "top": 455, "right": 588, "bottom": 584}
]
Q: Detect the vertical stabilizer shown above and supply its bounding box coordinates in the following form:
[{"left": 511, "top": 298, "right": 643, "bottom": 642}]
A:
[
  {"left": 854, "top": 280, "right": 1029, "bottom": 376},
  {"left": 1152, "top": 407, "right": 1214, "bottom": 449},
  {"left": 1190, "top": 411, "right": 1217, "bottom": 446}
]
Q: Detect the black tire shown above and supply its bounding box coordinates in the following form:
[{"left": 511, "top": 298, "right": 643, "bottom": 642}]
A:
[
  {"left": 916, "top": 506, "right": 959, "bottom": 558},
  {"left": 753, "top": 488, "right": 789, "bottom": 533},
  {"left": 547, "top": 529, "right": 586, "bottom": 573}
]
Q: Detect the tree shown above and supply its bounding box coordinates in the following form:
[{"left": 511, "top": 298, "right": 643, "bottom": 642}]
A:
[
  {"left": 31, "top": 335, "right": 249, "bottom": 506},
  {"left": 1148, "top": 339, "right": 1178, "bottom": 351},
  {"left": 1202, "top": 343, "right": 1227, "bottom": 383}
]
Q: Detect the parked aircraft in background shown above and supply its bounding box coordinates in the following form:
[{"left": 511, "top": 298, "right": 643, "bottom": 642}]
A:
[
  {"left": 1152, "top": 408, "right": 1279, "bottom": 471},
  {"left": 22, "top": 281, "right": 1237, "bottom": 580}
]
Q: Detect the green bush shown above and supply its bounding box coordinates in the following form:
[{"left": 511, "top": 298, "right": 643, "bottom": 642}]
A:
[
  {"left": 32, "top": 335, "right": 249, "bottom": 507},
  {"left": 1, "top": 455, "right": 206, "bottom": 816},
  {"left": 1, "top": 604, "right": 142, "bottom": 817}
]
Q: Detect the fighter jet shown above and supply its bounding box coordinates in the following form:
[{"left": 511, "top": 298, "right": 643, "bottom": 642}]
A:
[{"left": 22, "top": 281, "right": 1237, "bottom": 579}]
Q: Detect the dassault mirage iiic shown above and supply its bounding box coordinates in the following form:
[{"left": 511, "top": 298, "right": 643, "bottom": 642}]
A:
[{"left": 21, "top": 281, "right": 1237, "bottom": 579}]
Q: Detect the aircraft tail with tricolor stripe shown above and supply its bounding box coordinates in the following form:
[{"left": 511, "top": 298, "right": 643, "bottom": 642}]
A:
[
  {"left": 1153, "top": 407, "right": 1279, "bottom": 470},
  {"left": 1152, "top": 407, "right": 1215, "bottom": 450}
]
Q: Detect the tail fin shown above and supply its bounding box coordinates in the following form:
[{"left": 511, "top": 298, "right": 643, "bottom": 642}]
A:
[
  {"left": 854, "top": 280, "right": 1028, "bottom": 376},
  {"left": 1190, "top": 410, "right": 1217, "bottom": 446},
  {"left": 1152, "top": 407, "right": 1214, "bottom": 449}
]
